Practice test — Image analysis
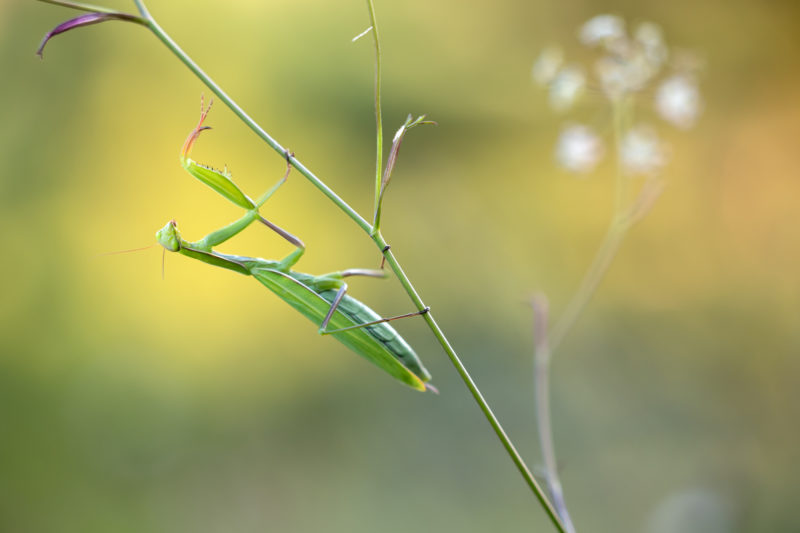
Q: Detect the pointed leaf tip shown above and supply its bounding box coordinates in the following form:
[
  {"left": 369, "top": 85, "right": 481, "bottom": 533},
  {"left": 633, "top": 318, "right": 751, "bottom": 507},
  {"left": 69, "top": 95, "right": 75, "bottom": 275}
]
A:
[{"left": 37, "top": 12, "right": 143, "bottom": 58}]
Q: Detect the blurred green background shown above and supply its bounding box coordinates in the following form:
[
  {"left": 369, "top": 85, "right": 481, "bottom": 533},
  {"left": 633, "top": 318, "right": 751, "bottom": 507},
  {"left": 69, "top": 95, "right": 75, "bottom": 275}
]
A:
[{"left": 1, "top": 1, "right": 798, "bottom": 532}]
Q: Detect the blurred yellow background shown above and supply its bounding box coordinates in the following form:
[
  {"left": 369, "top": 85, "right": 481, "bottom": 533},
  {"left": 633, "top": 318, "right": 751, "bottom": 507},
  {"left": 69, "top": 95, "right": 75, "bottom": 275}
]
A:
[{"left": 1, "top": 1, "right": 798, "bottom": 532}]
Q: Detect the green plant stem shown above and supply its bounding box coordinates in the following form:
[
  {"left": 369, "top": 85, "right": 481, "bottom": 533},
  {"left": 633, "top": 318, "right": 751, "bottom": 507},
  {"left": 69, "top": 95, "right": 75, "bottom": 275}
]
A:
[
  {"left": 366, "top": 0, "right": 383, "bottom": 226},
  {"left": 131, "top": 2, "right": 566, "bottom": 531}
]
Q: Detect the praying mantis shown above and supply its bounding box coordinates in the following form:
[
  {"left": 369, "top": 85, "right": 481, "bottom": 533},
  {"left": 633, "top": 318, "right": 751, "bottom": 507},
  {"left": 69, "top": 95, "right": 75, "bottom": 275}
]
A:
[{"left": 157, "top": 100, "right": 434, "bottom": 392}]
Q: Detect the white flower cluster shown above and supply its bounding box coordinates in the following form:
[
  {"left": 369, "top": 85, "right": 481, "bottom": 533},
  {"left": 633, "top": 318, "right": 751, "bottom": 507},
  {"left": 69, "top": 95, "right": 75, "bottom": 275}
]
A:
[{"left": 532, "top": 15, "right": 702, "bottom": 176}]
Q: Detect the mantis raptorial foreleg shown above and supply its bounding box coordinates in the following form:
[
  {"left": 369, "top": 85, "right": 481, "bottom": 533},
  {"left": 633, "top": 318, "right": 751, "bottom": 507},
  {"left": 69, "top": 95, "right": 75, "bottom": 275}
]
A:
[
  {"left": 189, "top": 164, "right": 302, "bottom": 256},
  {"left": 181, "top": 98, "right": 304, "bottom": 260}
]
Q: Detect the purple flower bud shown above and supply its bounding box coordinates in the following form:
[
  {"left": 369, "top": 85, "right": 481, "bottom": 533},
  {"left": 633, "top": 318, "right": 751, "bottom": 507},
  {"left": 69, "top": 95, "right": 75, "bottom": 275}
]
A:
[{"left": 37, "top": 12, "right": 143, "bottom": 58}]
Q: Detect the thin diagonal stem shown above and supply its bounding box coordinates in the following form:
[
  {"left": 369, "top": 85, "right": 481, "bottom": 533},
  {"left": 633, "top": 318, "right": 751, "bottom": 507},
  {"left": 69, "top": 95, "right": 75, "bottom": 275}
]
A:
[{"left": 123, "top": 2, "right": 566, "bottom": 531}]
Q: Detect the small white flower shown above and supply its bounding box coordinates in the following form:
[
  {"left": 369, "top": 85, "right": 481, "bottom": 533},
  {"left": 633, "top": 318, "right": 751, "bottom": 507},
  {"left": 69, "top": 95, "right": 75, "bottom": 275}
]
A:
[
  {"left": 655, "top": 74, "right": 702, "bottom": 129},
  {"left": 532, "top": 45, "right": 564, "bottom": 86},
  {"left": 579, "top": 15, "right": 625, "bottom": 46},
  {"left": 549, "top": 65, "right": 585, "bottom": 111},
  {"left": 556, "top": 124, "right": 604, "bottom": 174},
  {"left": 620, "top": 125, "right": 667, "bottom": 175}
]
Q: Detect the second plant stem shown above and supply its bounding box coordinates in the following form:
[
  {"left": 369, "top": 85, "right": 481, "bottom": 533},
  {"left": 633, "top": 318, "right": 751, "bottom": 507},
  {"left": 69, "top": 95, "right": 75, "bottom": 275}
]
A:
[{"left": 534, "top": 98, "right": 636, "bottom": 532}]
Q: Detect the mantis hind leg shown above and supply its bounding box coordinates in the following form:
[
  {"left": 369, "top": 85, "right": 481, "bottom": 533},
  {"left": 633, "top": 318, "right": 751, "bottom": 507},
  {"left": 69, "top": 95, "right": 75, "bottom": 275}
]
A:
[
  {"left": 320, "top": 307, "right": 430, "bottom": 335},
  {"left": 323, "top": 268, "right": 385, "bottom": 279},
  {"left": 317, "top": 282, "right": 430, "bottom": 335}
]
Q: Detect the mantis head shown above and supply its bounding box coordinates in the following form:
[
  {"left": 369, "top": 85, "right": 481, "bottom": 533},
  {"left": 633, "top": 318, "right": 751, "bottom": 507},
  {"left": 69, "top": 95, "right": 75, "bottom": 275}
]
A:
[{"left": 156, "top": 220, "right": 181, "bottom": 252}]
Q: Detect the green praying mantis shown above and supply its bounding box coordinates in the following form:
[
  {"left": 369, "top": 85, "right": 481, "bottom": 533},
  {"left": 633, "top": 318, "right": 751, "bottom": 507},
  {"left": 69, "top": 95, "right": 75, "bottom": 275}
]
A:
[{"left": 157, "top": 100, "right": 434, "bottom": 392}]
